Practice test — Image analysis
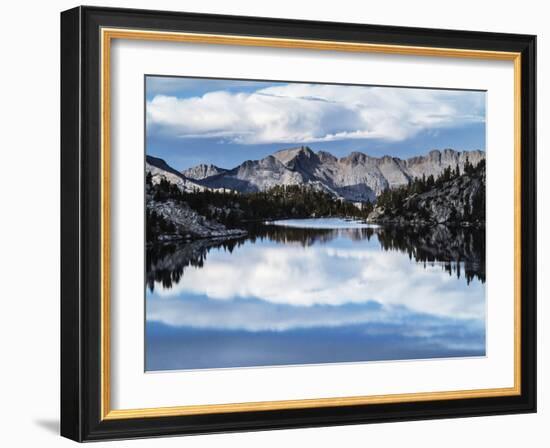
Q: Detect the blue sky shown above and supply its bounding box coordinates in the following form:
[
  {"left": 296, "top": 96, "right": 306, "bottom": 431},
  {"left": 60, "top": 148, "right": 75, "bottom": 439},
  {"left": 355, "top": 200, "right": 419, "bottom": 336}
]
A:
[{"left": 146, "top": 76, "right": 486, "bottom": 171}]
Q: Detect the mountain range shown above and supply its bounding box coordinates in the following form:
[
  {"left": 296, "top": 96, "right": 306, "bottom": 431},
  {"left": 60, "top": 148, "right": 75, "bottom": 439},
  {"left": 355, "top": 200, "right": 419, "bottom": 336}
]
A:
[{"left": 147, "top": 146, "right": 485, "bottom": 202}]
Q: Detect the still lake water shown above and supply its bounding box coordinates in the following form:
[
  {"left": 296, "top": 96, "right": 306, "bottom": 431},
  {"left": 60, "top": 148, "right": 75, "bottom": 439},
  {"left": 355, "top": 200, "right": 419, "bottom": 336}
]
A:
[{"left": 146, "top": 218, "right": 486, "bottom": 371}]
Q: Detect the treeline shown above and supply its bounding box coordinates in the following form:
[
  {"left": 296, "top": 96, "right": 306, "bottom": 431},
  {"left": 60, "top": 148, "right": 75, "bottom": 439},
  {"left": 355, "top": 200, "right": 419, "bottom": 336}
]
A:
[
  {"left": 147, "top": 237, "right": 241, "bottom": 291},
  {"left": 376, "top": 225, "right": 485, "bottom": 283},
  {"left": 377, "top": 158, "right": 483, "bottom": 208},
  {"left": 145, "top": 209, "right": 177, "bottom": 243},
  {"left": 376, "top": 158, "right": 485, "bottom": 223},
  {"left": 148, "top": 173, "right": 373, "bottom": 227}
]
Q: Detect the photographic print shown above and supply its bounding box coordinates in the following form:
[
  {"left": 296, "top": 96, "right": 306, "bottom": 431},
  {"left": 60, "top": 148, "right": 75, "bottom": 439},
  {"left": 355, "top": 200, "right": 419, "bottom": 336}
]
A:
[
  {"left": 61, "top": 9, "right": 536, "bottom": 439},
  {"left": 144, "top": 76, "right": 487, "bottom": 372}
]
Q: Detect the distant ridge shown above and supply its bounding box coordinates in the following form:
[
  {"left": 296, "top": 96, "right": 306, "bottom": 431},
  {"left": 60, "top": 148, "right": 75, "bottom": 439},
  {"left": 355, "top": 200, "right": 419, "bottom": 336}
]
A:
[
  {"left": 146, "top": 155, "right": 208, "bottom": 193},
  {"left": 182, "top": 163, "right": 227, "bottom": 180},
  {"left": 149, "top": 147, "right": 485, "bottom": 202}
]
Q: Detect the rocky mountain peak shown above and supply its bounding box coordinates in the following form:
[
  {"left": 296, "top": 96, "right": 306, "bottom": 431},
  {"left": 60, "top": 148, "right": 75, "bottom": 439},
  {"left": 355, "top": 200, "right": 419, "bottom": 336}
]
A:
[
  {"left": 380, "top": 155, "right": 398, "bottom": 164},
  {"left": 427, "top": 149, "right": 442, "bottom": 162},
  {"left": 181, "top": 163, "right": 226, "bottom": 180},
  {"left": 317, "top": 151, "right": 338, "bottom": 163},
  {"left": 273, "top": 146, "right": 315, "bottom": 165},
  {"left": 341, "top": 151, "right": 368, "bottom": 164},
  {"left": 258, "top": 155, "right": 286, "bottom": 169}
]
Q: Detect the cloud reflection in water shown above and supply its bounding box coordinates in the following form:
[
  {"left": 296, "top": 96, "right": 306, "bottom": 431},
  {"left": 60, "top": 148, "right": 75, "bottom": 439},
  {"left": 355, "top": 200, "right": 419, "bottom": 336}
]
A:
[{"left": 146, "top": 220, "right": 486, "bottom": 370}]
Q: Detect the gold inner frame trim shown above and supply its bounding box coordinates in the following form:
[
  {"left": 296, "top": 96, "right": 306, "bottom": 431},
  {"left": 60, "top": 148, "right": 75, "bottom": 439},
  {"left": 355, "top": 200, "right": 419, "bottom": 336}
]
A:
[{"left": 100, "top": 27, "right": 522, "bottom": 421}]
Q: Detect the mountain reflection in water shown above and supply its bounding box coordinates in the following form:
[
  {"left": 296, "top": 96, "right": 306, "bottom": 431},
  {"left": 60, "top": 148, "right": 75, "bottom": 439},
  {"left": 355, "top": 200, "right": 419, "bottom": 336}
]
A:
[
  {"left": 145, "top": 219, "right": 486, "bottom": 371},
  {"left": 146, "top": 223, "right": 485, "bottom": 292}
]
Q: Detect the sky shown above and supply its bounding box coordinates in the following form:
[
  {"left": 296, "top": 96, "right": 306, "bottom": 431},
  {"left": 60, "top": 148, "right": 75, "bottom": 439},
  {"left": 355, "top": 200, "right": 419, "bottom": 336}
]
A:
[{"left": 145, "top": 76, "right": 486, "bottom": 171}]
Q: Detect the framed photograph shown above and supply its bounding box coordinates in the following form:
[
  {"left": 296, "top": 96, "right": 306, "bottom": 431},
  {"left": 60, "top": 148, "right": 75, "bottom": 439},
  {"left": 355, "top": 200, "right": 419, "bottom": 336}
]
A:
[{"left": 60, "top": 6, "right": 536, "bottom": 442}]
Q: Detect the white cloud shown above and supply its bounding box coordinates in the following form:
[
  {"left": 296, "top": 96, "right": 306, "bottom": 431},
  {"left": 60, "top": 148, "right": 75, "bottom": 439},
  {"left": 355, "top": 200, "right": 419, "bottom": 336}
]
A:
[
  {"left": 148, "top": 294, "right": 396, "bottom": 332},
  {"left": 147, "top": 292, "right": 483, "bottom": 336},
  {"left": 146, "top": 83, "right": 485, "bottom": 144}
]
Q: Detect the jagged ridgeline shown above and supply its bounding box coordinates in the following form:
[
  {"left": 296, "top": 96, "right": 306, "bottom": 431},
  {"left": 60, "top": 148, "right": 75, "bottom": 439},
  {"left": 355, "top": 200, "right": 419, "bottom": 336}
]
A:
[{"left": 145, "top": 146, "right": 485, "bottom": 243}]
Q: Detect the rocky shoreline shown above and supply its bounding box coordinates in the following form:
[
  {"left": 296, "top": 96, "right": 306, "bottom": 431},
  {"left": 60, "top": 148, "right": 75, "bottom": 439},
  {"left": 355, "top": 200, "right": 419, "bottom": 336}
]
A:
[
  {"left": 366, "top": 166, "right": 485, "bottom": 226},
  {"left": 147, "top": 198, "right": 247, "bottom": 244}
]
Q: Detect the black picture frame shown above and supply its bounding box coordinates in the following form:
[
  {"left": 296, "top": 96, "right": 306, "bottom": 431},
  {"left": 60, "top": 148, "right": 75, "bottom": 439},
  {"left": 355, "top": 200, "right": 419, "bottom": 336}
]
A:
[{"left": 61, "top": 5, "right": 536, "bottom": 442}]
